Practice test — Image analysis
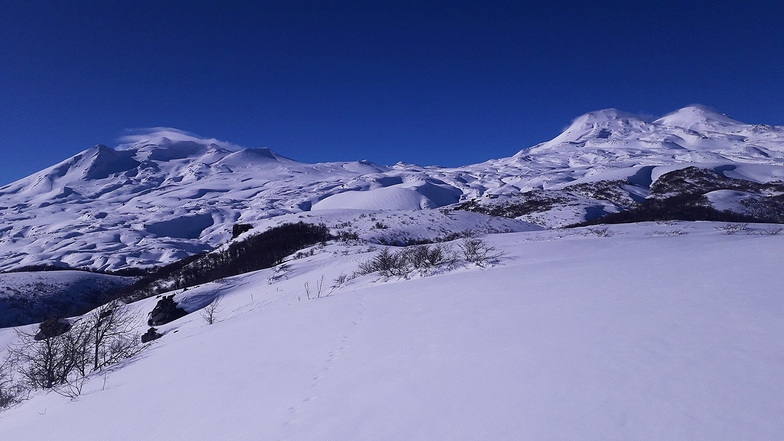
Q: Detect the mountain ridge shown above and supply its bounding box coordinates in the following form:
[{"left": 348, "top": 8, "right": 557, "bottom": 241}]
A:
[{"left": 0, "top": 105, "right": 782, "bottom": 272}]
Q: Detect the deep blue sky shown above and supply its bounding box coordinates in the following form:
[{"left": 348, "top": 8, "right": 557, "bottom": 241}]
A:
[{"left": 1, "top": 1, "right": 782, "bottom": 185}]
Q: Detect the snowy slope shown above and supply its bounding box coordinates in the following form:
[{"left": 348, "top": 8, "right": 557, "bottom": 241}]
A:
[
  {"left": 0, "top": 271, "right": 134, "bottom": 328},
  {"left": 1, "top": 223, "right": 782, "bottom": 440}
]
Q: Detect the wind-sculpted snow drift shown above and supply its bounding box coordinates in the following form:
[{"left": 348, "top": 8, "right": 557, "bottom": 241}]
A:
[{"left": 0, "top": 106, "right": 782, "bottom": 272}]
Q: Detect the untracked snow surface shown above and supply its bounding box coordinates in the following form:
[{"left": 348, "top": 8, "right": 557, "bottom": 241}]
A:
[{"left": 1, "top": 223, "right": 782, "bottom": 440}]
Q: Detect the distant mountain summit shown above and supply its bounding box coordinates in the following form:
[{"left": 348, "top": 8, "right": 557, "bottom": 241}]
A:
[
  {"left": 0, "top": 106, "right": 782, "bottom": 271},
  {"left": 496, "top": 105, "right": 783, "bottom": 191},
  {"left": 654, "top": 105, "right": 742, "bottom": 131}
]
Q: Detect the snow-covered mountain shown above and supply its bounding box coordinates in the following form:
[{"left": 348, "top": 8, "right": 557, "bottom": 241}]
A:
[
  {"left": 0, "top": 106, "right": 782, "bottom": 272},
  {"left": 2, "top": 107, "right": 784, "bottom": 439},
  {"left": 479, "top": 105, "right": 784, "bottom": 193}
]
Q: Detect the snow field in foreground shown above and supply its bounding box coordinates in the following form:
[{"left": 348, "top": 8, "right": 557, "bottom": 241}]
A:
[{"left": 1, "top": 222, "right": 783, "bottom": 440}]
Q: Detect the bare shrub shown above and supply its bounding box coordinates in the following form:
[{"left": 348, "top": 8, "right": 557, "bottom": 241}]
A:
[
  {"left": 304, "top": 275, "right": 327, "bottom": 300},
  {"left": 331, "top": 273, "right": 353, "bottom": 292},
  {"left": 0, "top": 358, "right": 25, "bottom": 409},
  {"left": 201, "top": 296, "right": 223, "bottom": 325},
  {"left": 11, "top": 326, "right": 80, "bottom": 390},
  {"left": 586, "top": 227, "right": 611, "bottom": 237},
  {"left": 715, "top": 223, "right": 749, "bottom": 235},
  {"left": 316, "top": 275, "right": 325, "bottom": 298},
  {"left": 86, "top": 301, "right": 142, "bottom": 372},
  {"left": 268, "top": 263, "right": 290, "bottom": 284},
  {"left": 358, "top": 241, "right": 493, "bottom": 279},
  {"left": 359, "top": 248, "right": 409, "bottom": 278},
  {"left": 53, "top": 370, "right": 89, "bottom": 399},
  {"left": 8, "top": 301, "right": 143, "bottom": 393},
  {"left": 754, "top": 226, "right": 784, "bottom": 235},
  {"left": 409, "top": 244, "right": 457, "bottom": 273},
  {"left": 459, "top": 238, "right": 503, "bottom": 267},
  {"left": 647, "top": 230, "right": 685, "bottom": 237}
]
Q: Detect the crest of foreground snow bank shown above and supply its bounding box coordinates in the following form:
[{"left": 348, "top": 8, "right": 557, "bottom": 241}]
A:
[{"left": 1, "top": 223, "right": 783, "bottom": 440}]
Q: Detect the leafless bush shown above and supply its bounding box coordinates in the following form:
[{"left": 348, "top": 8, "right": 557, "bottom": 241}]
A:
[
  {"left": 85, "top": 301, "right": 142, "bottom": 372},
  {"left": 359, "top": 240, "right": 497, "bottom": 277},
  {"left": 0, "top": 358, "right": 25, "bottom": 409},
  {"left": 753, "top": 226, "right": 784, "bottom": 235},
  {"left": 358, "top": 239, "right": 502, "bottom": 278},
  {"left": 331, "top": 273, "right": 353, "bottom": 292},
  {"left": 304, "top": 275, "right": 327, "bottom": 300},
  {"left": 586, "top": 227, "right": 611, "bottom": 237},
  {"left": 358, "top": 248, "right": 409, "bottom": 278},
  {"left": 201, "top": 296, "right": 223, "bottom": 325},
  {"left": 11, "top": 326, "right": 80, "bottom": 390},
  {"left": 358, "top": 244, "right": 458, "bottom": 279},
  {"left": 7, "top": 301, "right": 143, "bottom": 394},
  {"left": 404, "top": 244, "right": 456, "bottom": 271},
  {"left": 647, "top": 230, "right": 685, "bottom": 237},
  {"left": 53, "top": 370, "right": 89, "bottom": 399},
  {"left": 268, "top": 263, "right": 290, "bottom": 284},
  {"left": 459, "top": 238, "right": 503, "bottom": 267},
  {"left": 715, "top": 223, "right": 749, "bottom": 235}
]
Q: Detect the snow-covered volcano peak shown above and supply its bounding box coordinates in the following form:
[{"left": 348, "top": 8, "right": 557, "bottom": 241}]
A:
[
  {"left": 505, "top": 105, "right": 784, "bottom": 187},
  {"left": 116, "top": 128, "right": 242, "bottom": 158},
  {"left": 542, "top": 108, "right": 653, "bottom": 146},
  {"left": 212, "top": 147, "right": 298, "bottom": 170},
  {"left": 572, "top": 108, "right": 650, "bottom": 126},
  {"left": 654, "top": 105, "right": 742, "bottom": 131}
]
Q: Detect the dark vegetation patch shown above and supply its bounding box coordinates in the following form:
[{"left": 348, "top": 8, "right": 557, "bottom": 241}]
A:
[
  {"left": 568, "top": 180, "right": 641, "bottom": 207},
  {"left": 740, "top": 194, "right": 784, "bottom": 223},
  {"left": 4, "top": 264, "right": 146, "bottom": 277},
  {"left": 576, "top": 167, "right": 784, "bottom": 226},
  {"left": 455, "top": 190, "right": 573, "bottom": 218},
  {"left": 0, "top": 273, "right": 136, "bottom": 328},
  {"left": 650, "top": 166, "right": 753, "bottom": 195},
  {"left": 455, "top": 181, "right": 639, "bottom": 221},
  {"left": 574, "top": 193, "right": 757, "bottom": 226},
  {"left": 120, "top": 222, "right": 332, "bottom": 301},
  {"left": 456, "top": 166, "right": 784, "bottom": 226}
]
